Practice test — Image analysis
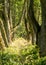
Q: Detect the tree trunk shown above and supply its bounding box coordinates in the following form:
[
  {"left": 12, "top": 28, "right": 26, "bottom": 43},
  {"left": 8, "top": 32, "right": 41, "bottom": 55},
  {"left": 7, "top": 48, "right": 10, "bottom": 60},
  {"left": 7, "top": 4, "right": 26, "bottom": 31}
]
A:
[
  {"left": 27, "top": 0, "right": 40, "bottom": 45},
  {"left": 4, "top": 0, "right": 11, "bottom": 43},
  {"left": 0, "top": 19, "right": 8, "bottom": 47},
  {"left": 8, "top": 0, "right": 13, "bottom": 40},
  {"left": 38, "top": 0, "right": 46, "bottom": 56}
]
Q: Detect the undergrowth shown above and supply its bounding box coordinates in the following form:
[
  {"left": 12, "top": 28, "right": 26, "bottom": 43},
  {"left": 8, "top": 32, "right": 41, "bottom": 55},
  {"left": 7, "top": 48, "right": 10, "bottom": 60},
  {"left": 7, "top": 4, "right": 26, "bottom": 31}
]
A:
[{"left": 0, "top": 45, "right": 46, "bottom": 65}]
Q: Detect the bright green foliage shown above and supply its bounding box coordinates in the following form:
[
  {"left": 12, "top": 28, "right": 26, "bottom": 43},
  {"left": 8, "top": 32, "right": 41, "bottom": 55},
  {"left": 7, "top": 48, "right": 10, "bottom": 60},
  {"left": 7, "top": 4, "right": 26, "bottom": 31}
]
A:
[
  {"left": 0, "top": 45, "right": 46, "bottom": 65},
  {"left": 11, "top": 0, "right": 24, "bottom": 27},
  {"left": 20, "top": 45, "right": 39, "bottom": 65}
]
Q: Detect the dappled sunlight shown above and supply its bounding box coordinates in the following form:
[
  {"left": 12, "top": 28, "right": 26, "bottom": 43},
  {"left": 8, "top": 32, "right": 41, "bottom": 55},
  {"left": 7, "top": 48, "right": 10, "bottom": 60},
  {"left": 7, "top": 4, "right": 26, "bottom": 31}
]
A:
[{"left": 9, "top": 38, "right": 32, "bottom": 54}]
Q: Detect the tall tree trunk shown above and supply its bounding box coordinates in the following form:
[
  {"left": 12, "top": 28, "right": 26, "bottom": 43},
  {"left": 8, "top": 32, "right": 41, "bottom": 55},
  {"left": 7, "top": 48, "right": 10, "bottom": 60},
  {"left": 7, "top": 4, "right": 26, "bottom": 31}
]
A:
[
  {"left": 3, "top": 0, "right": 12, "bottom": 44},
  {"left": 23, "top": 0, "right": 36, "bottom": 44},
  {"left": 0, "top": 19, "right": 8, "bottom": 47},
  {"left": 28, "top": 0, "right": 46, "bottom": 56},
  {"left": 27, "top": 0, "right": 40, "bottom": 45},
  {"left": 8, "top": 0, "right": 13, "bottom": 40},
  {"left": 0, "top": 0, "right": 9, "bottom": 46},
  {"left": 38, "top": 0, "right": 46, "bottom": 56}
]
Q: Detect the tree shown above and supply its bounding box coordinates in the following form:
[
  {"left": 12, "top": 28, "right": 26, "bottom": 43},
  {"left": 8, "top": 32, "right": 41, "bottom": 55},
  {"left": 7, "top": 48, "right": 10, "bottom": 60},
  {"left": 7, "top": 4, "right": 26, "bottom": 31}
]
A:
[
  {"left": 27, "top": 0, "right": 46, "bottom": 56},
  {"left": 0, "top": 0, "right": 13, "bottom": 46},
  {"left": 38, "top": 0, "right": 46, "bottom": 56}
]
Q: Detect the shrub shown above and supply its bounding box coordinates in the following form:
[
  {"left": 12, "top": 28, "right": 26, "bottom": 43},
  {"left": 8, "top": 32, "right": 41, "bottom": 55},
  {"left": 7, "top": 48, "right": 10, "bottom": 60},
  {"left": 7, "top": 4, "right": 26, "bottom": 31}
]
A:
[{"left": 0, "top": 45, "right": 46, "bottom": 65}]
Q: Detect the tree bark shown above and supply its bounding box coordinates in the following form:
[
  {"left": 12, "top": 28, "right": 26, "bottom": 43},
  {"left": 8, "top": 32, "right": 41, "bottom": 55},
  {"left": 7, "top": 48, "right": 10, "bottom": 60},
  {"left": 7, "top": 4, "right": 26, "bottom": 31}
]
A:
[
  {"left": 38, "top": 0, "right": 46, "bottom": 56},
  {"left": 0, "top": 19, "right": 8, "bottom": 47},
  {"left": 27, "top": 0, "right": 40, "bottom": 45},
  {"left": 28, "top": 0, "right": 46, "bottom": 56},
  {"left": 4, "top": 0, "right": 12, "bottom": 43}
]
